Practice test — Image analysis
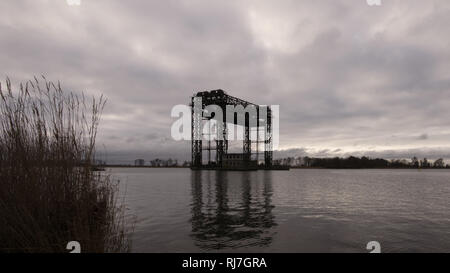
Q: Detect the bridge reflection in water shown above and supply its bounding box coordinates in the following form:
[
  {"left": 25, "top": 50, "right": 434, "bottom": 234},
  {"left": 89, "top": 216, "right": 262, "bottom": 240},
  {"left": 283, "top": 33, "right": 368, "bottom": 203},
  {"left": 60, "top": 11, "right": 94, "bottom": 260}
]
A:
[{"left": 190, "top": 171, "right": 277, "bottom": 250}]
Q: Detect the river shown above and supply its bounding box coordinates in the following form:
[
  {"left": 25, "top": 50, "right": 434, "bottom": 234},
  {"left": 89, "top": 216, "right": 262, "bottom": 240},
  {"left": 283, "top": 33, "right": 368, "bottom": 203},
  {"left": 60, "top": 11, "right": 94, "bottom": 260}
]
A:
[{"left": 111, "top": 168, "right": 450, "bottom": 253}]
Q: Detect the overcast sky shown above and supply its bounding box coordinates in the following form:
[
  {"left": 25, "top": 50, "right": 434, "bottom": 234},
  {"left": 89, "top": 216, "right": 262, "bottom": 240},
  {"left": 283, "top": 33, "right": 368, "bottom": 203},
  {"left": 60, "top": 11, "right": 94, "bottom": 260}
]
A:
[{"left": 1, "top": 0, "right": 450, "bottom": 163}]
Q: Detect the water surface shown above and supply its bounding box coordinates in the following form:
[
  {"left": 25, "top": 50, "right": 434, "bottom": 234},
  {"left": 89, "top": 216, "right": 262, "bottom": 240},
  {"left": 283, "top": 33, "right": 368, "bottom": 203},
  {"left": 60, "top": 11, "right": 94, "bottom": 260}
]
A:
[{"left": 112, "top": 168, "right": 450, "bottom": 253}]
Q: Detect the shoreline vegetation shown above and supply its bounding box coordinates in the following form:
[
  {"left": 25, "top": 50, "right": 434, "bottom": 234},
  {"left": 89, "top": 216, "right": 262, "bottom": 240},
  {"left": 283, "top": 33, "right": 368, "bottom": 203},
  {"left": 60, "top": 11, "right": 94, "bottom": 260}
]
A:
[
  {"left": 101, "top": 165, "right": 450, "bottom": 170},
  {"left": 104, "top": 156, "right": 450, "bottom": 170},
  {"left": 279, "top": 156, "right": 449, "bottom": 169},
  {"left": 0, "top": 77, "right": 132, "bottom": 253}
]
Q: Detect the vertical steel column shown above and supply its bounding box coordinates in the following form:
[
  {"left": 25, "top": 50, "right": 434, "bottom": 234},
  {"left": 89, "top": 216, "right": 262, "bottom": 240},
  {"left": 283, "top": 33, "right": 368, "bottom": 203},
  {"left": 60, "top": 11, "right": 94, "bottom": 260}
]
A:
[
  {"left": 256, "top": 128, "right": 259, "bottom": 164},
  {"left": 215, "top": 122, "right": 223, "bottom": 167},
  {"left": 215, "top": 105, "right": 226, "bottom": 167},
  {"left": 191, "top": 96, "right": 202, "bottom": 168},
  {"left": 207, "top": 120, "right": 211, "bottom": 165},
  {"left": 224, "top": 122, "right": 228, "bottom": 156},
  {"left": 243, "top": 113, "right": 251, "bottom": 165},
  {"left": 256, "top": 108, "right": 259, "bottom": 164},
  {"left": 264, "top": 107, "right": 273, "bottom": 168}
]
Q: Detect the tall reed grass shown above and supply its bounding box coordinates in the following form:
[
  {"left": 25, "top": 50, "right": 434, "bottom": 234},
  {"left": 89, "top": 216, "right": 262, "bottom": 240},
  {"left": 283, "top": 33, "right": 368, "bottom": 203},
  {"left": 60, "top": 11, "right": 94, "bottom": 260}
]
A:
[{"left": 0, "top": 77, "right": 131, "bottom": 252}]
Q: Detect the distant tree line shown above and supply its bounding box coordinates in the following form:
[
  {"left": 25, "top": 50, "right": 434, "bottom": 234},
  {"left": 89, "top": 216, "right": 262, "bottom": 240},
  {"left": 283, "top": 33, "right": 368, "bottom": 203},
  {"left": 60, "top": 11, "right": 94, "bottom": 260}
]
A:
[
  {"left": 132, "top": 158, "right": 191, "bottom": 167},
  {"left": 276, "top": 156, "right": 449, "bottom": 169},
  {"left": 128, "top": 156, "right": 448, "bottom": 169}
]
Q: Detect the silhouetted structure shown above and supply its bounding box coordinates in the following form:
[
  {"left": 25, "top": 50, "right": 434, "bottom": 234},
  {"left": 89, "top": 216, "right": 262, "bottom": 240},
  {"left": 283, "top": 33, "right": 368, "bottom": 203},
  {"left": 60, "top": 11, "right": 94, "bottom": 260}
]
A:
[
  {"left": 134, "top": 159, "right": 145, "bottom": 166},
  {"left": 191, "top": 90, "right": 278, "bottom": 170},
  {"left": 278, "top": 156, "right": 450, "bottom": 169},
  {"left": 222, "top": 153, "right": 258, "bottom": 170},
  {"left": 149, "top": 158, "right": 179, "bottom": 167}
]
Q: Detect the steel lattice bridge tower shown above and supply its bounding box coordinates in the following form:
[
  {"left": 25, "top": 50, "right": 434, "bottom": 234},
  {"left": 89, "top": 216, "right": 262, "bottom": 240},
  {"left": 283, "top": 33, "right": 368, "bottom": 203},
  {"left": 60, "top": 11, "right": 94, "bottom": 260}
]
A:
[{"left": 190, "top": 89, "right": 279, "bottom": 171}]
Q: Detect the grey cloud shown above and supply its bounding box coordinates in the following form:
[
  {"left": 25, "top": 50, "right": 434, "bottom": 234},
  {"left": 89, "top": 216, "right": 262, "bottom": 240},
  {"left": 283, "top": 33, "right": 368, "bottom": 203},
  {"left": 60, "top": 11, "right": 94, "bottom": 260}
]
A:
[{"left": 1, "top": 0, "right": 450, "bottom": 163}]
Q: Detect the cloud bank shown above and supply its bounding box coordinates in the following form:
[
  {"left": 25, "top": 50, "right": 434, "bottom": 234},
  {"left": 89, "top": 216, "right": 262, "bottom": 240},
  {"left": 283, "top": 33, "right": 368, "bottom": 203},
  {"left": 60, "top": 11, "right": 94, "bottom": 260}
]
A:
[{"left": 1, "top": 0, "right": 450, "bottom": 163}]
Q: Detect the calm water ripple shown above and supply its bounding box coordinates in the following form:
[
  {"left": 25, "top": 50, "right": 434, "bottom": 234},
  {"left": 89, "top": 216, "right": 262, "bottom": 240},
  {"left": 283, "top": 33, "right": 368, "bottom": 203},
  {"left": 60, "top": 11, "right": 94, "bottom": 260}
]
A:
[{"left": 112, "top": 168, "right": 450, "bottom": 253}]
